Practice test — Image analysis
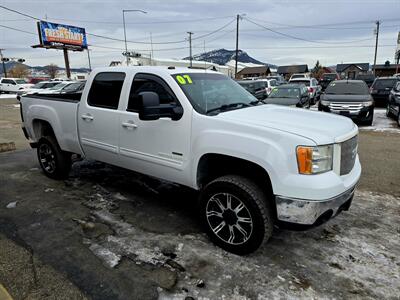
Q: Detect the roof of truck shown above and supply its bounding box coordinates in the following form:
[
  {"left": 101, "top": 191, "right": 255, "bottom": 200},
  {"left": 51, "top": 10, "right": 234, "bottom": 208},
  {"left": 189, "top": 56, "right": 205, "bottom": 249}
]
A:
[{"left": 92, "top": 66, "right": 224, "bottom": 76}]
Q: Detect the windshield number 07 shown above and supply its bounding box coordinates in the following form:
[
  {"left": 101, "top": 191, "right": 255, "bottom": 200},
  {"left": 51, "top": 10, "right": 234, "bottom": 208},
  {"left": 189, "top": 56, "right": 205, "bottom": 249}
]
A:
[{"left": 176, "top": 75, "right": 193, "bottom": 85}]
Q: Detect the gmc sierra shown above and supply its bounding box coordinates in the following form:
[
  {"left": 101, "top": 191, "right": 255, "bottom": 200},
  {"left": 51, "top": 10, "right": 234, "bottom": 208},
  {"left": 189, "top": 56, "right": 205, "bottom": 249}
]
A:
[{"left": 20, "top": 67, "right": 361, "bottom": 254}]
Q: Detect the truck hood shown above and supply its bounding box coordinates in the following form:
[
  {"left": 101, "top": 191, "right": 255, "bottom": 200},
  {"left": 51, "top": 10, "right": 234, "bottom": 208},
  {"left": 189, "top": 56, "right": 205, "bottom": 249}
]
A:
[{"left": 216, "top": 104, "right": 356, "bottom": 144}]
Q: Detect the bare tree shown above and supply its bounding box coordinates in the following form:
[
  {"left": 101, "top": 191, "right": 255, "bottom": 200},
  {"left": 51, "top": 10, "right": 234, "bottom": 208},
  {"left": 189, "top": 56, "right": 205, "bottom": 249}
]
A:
[
  {"left": 44, "top": 64, "right": 59, "bottom": 79},
  {"left": 8, "top": 64, "right": 30, "bottom": 78}
]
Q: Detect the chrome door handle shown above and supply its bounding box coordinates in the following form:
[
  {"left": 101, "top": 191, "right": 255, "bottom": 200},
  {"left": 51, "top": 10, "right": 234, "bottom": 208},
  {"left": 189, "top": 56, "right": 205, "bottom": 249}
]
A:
[
  {"left": 122, "top": 121, "right": 137, "bottom": 129},
  {"left": 81, "top": 114, "right": 94, "bottom": 121}
]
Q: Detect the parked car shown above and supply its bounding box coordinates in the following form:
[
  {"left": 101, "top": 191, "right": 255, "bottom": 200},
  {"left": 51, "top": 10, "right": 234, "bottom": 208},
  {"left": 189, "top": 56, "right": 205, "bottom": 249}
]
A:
[
  {"left": 36, "top": 81, "right": 86, "bottom": 95},
  {"left": 370, "top": 77, "right": 400, "bottom": 106},
  {"left": 266, "top": 75, "right": 286, "bottom": 85},
  {"left": 319, "top": 80, "right": 374, "bottom": 125},
  {"left": 17, "top": 81, "right": 60, "bottom": 96},
  {"left": 289, "top": 77, "right": 321, "bottom": 104},
  {"left": 393, "top": 73, "right": 400, "bottom": 78},
  {"left": 355, "top": 74, "right": 376, "bottom": 88},
  {"left": 386, "top": 81, "right": 400, "bottom": 126},
  {"left": 20, "top": 66, "right": 361, "bottom": 255},
  {"left": 319, "top": 73, "right": 339, "bottom": 91},
  {"left": 289, "top": 73, "right": 310, "bottom": 80},
  {"left": 0, "top": 78, "right": 34, "bottom": 93},
  {"left": 237, "top": 80, "right": 267, "bottom": 100},
  {"left": 264, "top": 84, "right": 310, "bottom": 108},
  {"left": 259, "top": 79, "right": 277, "bottom": 96}
]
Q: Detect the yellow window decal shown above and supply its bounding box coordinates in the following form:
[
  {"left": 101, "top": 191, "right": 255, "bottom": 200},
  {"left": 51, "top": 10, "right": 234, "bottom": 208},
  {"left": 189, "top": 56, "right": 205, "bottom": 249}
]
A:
[{"left": 176, "top": 74, "right": 193, "bottom": 85}]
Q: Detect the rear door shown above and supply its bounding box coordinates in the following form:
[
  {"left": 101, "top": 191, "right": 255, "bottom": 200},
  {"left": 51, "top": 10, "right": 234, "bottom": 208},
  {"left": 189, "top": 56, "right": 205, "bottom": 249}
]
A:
[{"left": 78, "top": 72, "right": 126, "bottom": 165}]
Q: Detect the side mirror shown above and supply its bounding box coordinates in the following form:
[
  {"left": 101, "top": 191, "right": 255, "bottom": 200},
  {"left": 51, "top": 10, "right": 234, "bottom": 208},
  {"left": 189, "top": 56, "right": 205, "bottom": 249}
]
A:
[{"left": 138, "top": 91, "right": 183, "bottom": 121}]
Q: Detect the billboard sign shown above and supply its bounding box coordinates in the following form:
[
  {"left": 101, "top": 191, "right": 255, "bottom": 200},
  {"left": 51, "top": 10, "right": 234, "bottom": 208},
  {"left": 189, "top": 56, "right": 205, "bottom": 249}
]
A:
[{"left": 38, "top": 21, "right": 87, "bottom": 50}]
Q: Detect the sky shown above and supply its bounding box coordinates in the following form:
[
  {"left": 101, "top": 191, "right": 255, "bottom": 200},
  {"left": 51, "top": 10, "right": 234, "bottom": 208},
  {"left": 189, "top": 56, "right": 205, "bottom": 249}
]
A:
[{"left": 0, "top": 0, "right": 399, "bottom": 69}]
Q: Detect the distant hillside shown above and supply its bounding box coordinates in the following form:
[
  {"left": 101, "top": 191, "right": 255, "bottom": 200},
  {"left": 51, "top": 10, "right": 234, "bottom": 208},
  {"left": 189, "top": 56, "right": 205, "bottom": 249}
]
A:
[
  {"left": 183, "top": 48, "right": 276, "bottom": 67},
  {"left": 1, "top": 61, "right": 90, "bottom": 74}
]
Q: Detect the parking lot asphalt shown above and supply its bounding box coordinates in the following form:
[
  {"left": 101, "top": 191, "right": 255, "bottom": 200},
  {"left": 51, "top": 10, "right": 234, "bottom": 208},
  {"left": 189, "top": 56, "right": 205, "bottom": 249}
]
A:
[{"left": 1, "top": 96, "right": 400, "bottom": 299}]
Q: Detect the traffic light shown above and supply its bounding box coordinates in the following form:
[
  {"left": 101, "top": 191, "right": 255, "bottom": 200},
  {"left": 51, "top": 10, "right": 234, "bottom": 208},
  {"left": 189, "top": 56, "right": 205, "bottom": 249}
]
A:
[{"left": 17, "top": 58, "right": 25, "bottom": 63}]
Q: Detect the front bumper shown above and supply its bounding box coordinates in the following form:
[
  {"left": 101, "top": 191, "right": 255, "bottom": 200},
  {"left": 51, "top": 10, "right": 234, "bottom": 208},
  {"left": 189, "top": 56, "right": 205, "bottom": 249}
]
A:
[
  {"left": 319, "top": 104, "right": 373, "bottom": 121},
  {"left": 275, "top": 184, "right": 357, "bottom": 225}
]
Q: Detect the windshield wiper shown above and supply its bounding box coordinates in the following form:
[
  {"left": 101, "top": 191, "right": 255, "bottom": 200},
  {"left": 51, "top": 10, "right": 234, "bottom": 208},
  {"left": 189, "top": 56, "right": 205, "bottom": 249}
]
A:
[{"left": 206, "top": 102, "right": 251, "bottom": 115}]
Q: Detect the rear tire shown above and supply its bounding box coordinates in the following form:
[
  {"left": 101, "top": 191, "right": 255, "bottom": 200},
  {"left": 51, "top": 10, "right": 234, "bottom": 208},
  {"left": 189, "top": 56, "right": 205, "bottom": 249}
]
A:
[
  {"left": 199, "top": 175, "right": 273, "bottom": 255},
  {"left": 386, "top": 104, "right": 392, "bottom": 118},
  {"left": 37, "top": 136, "right": 71, "bottom": 179}
]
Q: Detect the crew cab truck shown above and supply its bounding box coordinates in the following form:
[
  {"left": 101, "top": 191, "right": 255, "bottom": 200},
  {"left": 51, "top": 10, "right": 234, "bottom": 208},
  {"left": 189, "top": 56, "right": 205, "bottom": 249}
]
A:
[{"left": 20, "top": 67, "right": 361, "bottom": 255}]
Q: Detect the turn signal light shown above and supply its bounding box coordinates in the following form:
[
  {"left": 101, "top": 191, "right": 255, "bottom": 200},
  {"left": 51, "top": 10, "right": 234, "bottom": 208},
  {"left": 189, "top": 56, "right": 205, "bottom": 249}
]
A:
[{"left": 296, "top": 146, "right": 313, "bottom": 174}]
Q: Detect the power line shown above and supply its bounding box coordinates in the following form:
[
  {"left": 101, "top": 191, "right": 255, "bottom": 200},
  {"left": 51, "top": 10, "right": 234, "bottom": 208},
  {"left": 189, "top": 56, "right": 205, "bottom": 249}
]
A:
[
  {"left": 244, "top": 17, "right": 374, "bottom": 44},
  {"left": 0, "top": 24, "right": 36, "bottom": 35}
]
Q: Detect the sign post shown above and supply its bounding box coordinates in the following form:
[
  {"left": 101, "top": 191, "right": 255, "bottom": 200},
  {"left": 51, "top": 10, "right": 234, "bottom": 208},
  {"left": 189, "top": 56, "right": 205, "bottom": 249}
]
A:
[{"left": 32, "top": 21, "right": 88, "bottom": 79}]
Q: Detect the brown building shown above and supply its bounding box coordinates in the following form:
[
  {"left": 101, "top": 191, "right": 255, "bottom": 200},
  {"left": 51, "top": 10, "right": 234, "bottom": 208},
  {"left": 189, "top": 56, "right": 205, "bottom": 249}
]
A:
[
  {"left": 277, "top": 65, "right": 309, "bottom": 80},
  {"left": 236, "top": 66, "right": 271, "bottom": 79},
  {"left": 336, "top": 63, "right": 369, "bottom": 79},
  {"left": 372, "top": 63, "right": 400, "bottom": 77}
]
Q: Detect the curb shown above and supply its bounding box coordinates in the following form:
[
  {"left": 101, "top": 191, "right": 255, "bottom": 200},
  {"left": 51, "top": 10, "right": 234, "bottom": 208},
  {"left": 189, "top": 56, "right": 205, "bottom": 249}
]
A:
[
  {"left": 0, "top": 142, "right": 16, "bottom": 153},
  {"left": 0, "top": 284, "right": 13, "bottom": 300}
]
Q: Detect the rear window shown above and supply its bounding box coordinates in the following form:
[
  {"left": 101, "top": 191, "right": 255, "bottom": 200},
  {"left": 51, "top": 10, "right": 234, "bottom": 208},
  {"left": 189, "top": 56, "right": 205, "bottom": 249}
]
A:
[
  {"left": 290, "top": 80, "right": 310, "bottom": 86},
  {"left": 372, "top": 79, "right": 398, "bottom": 89},
  {"left": 325, "top": 81, "right": 369, "bottom": 95},
  {"left": 322, "top": 74, "right": 336, "bottom": 80},
  {"left": 88, "top": 72, "right": 125, "bottom": 109},
  {"left": 291, "top": 74, "right": 304, "bottom": 79}
]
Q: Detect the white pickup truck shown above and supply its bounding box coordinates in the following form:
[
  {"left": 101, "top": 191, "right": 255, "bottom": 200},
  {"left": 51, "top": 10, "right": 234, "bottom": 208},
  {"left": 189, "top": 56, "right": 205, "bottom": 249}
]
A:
[
  {"left": 20, "top": 67, "right": 361, "bottom": 254},
  {"left": 0, "top": 77, "right": 33, "bottom": 93}
]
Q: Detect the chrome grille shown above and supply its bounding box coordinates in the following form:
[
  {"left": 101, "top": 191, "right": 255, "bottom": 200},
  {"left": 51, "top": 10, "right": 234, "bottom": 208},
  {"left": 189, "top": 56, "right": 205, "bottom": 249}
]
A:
[
  {"left": 329, "top": 102, "right": 363, "bottom": 113},
  {"left": 340, "top": 135, "right": 358, "bottom": 175}
]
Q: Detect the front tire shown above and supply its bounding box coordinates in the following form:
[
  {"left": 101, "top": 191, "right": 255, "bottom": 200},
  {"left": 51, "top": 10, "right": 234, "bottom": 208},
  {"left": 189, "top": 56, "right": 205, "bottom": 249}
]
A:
[
  {"left": 37, "top": 136, "right": 72, "bottom": 179},
  {"left": 199, "top": 175, "right": 273, "bottom": 255},
  {"left": 397, "top": 110, "right": 400, "bottom": 127}
]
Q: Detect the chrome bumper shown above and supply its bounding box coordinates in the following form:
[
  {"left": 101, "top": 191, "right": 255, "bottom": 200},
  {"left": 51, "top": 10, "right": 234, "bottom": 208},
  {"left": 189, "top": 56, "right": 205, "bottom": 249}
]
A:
[{"left": 275, "top": 185, "right": 356, "bottom": 225}]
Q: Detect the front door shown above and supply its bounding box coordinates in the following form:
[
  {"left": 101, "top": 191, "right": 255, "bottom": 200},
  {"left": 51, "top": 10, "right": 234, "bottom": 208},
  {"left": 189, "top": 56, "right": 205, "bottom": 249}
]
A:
[
  {"left": 118, "top": 73, "right": 191, "bottom": 183},
  {"left": 78, "top": 72, "right": 126, "bottom": 165}
]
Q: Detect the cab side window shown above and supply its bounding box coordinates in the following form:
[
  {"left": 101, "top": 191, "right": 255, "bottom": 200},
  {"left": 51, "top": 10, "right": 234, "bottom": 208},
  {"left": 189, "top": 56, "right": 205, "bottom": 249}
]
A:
[
  {"left": 87, "top": 72, "right": 125, "bottom": 109},
  {"left": 127, "top": 73, "right": 178, "bottom": 112}
]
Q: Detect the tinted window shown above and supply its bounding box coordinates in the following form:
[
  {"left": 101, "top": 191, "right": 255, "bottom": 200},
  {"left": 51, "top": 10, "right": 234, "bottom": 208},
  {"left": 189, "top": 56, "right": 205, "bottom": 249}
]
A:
[
  {"left": 269, "top": 87, "right": 300, "bottom": 98},
  {"left": 2, "top": 79, "right": 15, "bottom": 84},
  {"left": 33, "top": 82, "right": 46, "bottom": 89},
  {"left": 291, "top": 74, "right": 304, "bottom": 79},
  {"left": 290, "top": 80, "right": 310, "bottom": 86},
  {"left": 322, "top": 74, "right": 337, "bottom": 80},
  {"left": 269, "top": 80, "right": 277, "bottom": 86},
  {"left": 372, "top": 79, "right": 399, "bottom": 89},
  {"left": 88, "top": 72, "right": 125, "bottom": 109},
  {"left": 325, "top": 81, "right": 369, "bottom": 95},
  {"left": 127, "top": 74, "right": 177, "bottom": 112}
]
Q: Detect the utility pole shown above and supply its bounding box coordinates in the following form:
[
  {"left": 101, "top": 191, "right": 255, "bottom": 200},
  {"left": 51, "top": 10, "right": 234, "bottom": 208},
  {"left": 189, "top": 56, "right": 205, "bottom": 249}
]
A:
[
  {"left": 373, "top": 20, "right": 380, "bottom": 75},
  {"left": 187, "top": 31, "right": 193, "bottom": 67},
  {"left": 122, "top": 9, "right": 147, "bottom": 66},
  {"left": 0, "top": 49, "right": 7, "bottom": 78},
  {"left": 235, "top": 14, "right": 240, "bottom": 79},
  {"left": 150, "top": 32, "right": 154, "bottom": 66},
  {"left": 87, "top": 48, "right": 92, "bottom": 71},
  {"left": 63, "top": 48, "right": 71, "bottom": 79}
]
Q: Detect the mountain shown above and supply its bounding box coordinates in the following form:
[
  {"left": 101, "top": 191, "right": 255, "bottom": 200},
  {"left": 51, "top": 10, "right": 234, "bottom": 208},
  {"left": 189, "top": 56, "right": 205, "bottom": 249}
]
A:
[
  {"left": 183, "top": 48, "right": 276, "bottom": 67},
  {"left": 1, "top": 61, "right": 90, "bottom": 74}
]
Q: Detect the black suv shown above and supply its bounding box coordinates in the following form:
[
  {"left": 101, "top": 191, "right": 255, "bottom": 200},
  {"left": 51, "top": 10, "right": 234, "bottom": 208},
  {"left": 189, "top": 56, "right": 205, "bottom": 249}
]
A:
[
  {"left": 319, "top": 80, "right": 374, "bottom": 125},
  {"left": 386, "top": 81, "right": 400, "bottom": 126},
  {"left": 319, "top": 73, "right": 338, "bottom": 91},
  {"left": 355, "top": 74, "right": 375, "bottom": 88},
  {"left": 370, "top": 77, "right": 400, "bottom": 106},
  {"left": 237, "top": 80, "right": 266, "bottom": 100}
]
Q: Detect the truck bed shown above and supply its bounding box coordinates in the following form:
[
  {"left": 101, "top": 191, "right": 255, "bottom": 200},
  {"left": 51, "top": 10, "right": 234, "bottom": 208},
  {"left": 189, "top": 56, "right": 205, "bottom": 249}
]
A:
[{"left": 20, "top": 93, "right": 83, "bottom": 155}]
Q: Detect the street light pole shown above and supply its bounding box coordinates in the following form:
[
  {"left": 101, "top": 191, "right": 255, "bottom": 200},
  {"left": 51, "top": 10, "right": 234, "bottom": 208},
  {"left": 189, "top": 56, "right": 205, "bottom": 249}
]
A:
[
  {"left": 373, "top": 20, "right": 380, "bottom": 76},
  {"left": 122, "top": 9, "right": 147, "bottom": 66},
  {"left": 187, "top": 31, "right": 193, "bottom": 67}
]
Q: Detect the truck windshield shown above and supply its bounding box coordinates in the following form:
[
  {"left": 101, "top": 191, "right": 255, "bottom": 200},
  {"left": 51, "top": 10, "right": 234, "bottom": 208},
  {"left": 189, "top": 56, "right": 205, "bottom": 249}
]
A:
[{"left": 173, "top": 73, "right": 258, "bottom": 115}]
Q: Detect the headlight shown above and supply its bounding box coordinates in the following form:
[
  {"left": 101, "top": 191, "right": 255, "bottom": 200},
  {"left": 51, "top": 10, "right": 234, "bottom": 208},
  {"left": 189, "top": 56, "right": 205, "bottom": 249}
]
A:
[
  {"left": 362, "top": 101, "right": 373, "bottom": 107},
  {"left": 296, "top": 145, "right": 333, "bottom": 174},
  {"left": 320, "top": 100, "right": 330, "bottom": 106}
]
